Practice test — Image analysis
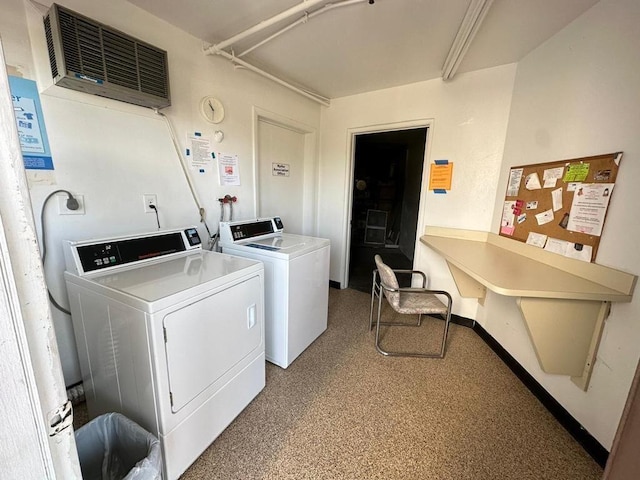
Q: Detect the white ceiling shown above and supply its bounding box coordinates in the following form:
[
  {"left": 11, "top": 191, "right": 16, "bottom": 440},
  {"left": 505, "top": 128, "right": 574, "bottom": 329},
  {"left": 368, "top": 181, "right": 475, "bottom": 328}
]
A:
[{"left": 125, "top": 0, "right": 599, "bottom": 100}]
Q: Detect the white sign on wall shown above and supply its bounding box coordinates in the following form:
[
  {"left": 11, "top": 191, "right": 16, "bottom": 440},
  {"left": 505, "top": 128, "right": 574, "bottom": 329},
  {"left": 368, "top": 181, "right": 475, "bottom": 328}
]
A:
[
  {"left": 272, "top": 162, "right": 290, "bottom": 177},
  {"left": 187, "top": 132, "right": 213, "bottom": 173},
  {"left": 218, "top": 153, "right": 241, "bottom": 186}
]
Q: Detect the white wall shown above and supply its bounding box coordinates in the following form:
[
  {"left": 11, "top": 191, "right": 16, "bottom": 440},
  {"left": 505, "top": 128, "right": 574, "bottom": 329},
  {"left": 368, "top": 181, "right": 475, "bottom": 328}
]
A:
[
  {"left": 1, "top": 0, "right": 321, "bottom": 385},
  {"left": 318, "top": 64, "right": 517, "bottom": 319},
  {"left": 481, "top": 0, "right": 640, "bottom": 449}
]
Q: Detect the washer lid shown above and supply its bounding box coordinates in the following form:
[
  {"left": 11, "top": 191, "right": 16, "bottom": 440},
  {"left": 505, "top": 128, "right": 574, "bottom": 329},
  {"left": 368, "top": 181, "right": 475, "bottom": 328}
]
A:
[
  {"left": 89, "top": 251, "right": 261, "bottom": 305},
  {"left": 226, "top": 233, "right": 330, "bottom": 260},
  {"left": 246, "top": 235, "right": 306, "bottom": 251}
]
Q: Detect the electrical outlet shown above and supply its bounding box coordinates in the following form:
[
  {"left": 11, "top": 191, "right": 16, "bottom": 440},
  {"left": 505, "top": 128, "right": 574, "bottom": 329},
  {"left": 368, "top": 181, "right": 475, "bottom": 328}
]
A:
[
  {"left": 143, "top": 194, "right": 157, "bottom": 213},
  {"left": 58, "top": 194, "right": 85, "bottom": 215}
]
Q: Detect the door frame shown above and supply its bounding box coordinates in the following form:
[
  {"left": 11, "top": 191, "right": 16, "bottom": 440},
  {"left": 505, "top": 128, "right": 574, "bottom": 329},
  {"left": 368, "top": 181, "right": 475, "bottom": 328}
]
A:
[
  {"left": 0, "top": 39, "right": 81, "bottom": 478},
  {"left": 342, "top": 118, "right": 434, "bottom": 288},
  {"left": 252, "top": 106, "right": 319, "bottom": 235}
]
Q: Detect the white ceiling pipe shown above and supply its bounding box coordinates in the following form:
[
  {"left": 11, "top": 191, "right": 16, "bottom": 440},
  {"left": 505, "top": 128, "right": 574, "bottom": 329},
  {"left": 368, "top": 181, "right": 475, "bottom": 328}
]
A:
[
  {"left": 238, "top": 0, "right": 367, "bottom": 58},
  {"left": 205, "top": 0, "right": 328, "bottom": 55},
  {"left": 442, "top": 0, "right": 494, "bottom": 81},
  {"left": 214, "top": 49, "right": 331, "bottom": 106}
]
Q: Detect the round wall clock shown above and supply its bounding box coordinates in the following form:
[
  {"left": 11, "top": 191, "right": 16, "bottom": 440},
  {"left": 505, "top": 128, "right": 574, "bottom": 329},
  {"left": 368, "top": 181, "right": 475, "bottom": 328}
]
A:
[{"left": 199, "top": 96, "right": 225, "bottom": 124}]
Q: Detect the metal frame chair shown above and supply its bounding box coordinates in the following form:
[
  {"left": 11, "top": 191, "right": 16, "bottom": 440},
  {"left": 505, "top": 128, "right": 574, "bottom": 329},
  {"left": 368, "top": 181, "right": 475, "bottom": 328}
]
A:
[{"left": 369, "top": 254, "right": 452, "bottom": 358}]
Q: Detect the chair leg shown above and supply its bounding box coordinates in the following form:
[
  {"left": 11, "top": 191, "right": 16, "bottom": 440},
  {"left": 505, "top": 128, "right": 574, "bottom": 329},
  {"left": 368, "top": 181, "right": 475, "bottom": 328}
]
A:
[
  {"left": 439, "top": 310, "right": 452, "bottom": 358},
  {"left": 375, "top": 299, "right": 451, "bottom": 359},
  {"left": 369, "top": 274, "right": 380, "bottom": 331},
  {"left": 369, "top": 286, "right": 375, "bottom": 331}
]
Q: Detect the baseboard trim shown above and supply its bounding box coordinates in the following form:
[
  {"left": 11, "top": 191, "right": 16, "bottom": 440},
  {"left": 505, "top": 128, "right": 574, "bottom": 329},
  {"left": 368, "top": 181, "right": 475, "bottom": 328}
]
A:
[
  {"left": 472, "top": 321, "right": 609, "bottom": 468},
  {"left": 450, "top": 313, "right": 475, "bottom": 329}
]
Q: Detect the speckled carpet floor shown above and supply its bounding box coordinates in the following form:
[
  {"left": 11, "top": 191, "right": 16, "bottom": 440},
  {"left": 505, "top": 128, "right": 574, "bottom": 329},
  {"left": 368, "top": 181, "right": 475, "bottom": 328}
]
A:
[
  {"left": 178, "top": 288, "right": 602, "bottom": 480},
  {"left": 73, "top": 287, "right": 603, "bottom": 479}
]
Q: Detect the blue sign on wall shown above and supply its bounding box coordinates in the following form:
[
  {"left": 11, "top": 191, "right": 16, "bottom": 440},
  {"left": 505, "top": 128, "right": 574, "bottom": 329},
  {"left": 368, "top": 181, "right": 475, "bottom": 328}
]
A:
[{"left": 8, "top": 76, "right": 55, "bottom": 170}]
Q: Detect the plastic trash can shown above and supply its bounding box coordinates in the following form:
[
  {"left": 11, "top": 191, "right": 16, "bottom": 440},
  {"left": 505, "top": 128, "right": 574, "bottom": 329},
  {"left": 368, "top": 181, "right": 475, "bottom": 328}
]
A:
[{"left": 75, "top": 412, "right": 162, "bottom": 480}]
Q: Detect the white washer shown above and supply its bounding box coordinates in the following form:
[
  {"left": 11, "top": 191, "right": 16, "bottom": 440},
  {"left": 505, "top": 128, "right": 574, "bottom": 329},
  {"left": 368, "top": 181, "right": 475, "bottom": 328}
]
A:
[
  {"left": 64, "top": 227, "right": 265, "bottom": 480},
  {"left": 219, "top": 217, "right": 330, "bottom": 369}
]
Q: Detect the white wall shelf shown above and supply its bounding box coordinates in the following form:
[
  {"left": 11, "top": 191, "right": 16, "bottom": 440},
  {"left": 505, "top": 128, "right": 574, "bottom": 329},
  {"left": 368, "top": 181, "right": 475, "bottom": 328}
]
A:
[{"left": 421, "top": 227, "right": 637, "bottom": 390}]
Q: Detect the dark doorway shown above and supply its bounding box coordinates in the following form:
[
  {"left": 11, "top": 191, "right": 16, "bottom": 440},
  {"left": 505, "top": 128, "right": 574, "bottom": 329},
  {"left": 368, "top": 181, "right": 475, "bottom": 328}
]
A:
[{"left": 348, "top": 127, "right": 428, "bottom": 293}]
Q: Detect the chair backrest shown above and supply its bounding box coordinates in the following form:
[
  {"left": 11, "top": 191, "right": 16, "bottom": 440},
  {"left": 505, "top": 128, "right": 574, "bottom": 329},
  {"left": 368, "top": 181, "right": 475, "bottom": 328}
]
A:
[{"left": 374, "top": 255, "right": 400, "bottom": 308}]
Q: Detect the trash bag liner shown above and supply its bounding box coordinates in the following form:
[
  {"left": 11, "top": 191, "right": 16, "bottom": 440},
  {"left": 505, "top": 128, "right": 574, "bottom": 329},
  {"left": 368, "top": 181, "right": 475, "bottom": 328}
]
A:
[{"left": 75, "top": 412, "right": 161, "bottom": 480}]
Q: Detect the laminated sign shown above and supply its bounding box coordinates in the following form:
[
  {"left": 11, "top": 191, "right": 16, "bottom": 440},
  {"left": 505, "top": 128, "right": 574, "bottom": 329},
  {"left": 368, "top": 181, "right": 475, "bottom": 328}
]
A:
[{"left": 8, "top": 76, "right": 55, "bottom": 170}]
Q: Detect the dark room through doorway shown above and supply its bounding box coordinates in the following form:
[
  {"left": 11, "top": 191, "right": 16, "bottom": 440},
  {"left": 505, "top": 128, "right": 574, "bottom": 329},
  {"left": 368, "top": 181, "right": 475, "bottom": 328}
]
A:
[{"left": 348, "top": 127, "right": 427, "bottom": 292}]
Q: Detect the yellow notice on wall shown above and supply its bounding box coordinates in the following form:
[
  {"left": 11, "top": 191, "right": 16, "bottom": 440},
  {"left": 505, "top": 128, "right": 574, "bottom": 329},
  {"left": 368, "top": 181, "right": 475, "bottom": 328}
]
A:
[{"left": 429, "top": 162, "right": 453, "bottom": 191}]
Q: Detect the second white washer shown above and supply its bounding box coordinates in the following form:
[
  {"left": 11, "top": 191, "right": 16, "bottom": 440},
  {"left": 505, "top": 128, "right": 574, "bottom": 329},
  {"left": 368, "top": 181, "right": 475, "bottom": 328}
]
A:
[{"left": 219, "top": 217, "right": 330, "bottom": 368}]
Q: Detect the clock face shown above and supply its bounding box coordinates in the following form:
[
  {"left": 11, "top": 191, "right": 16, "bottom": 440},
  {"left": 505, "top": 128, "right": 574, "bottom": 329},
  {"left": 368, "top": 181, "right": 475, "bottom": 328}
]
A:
[{"left": 199, "top": 96, "right": 225, "bottom": 124}]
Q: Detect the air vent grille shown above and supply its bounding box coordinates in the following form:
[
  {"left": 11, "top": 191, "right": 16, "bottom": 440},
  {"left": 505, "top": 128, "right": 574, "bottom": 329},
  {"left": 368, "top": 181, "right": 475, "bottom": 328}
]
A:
[
  {"left": 44, "top": 15, "right": 58, "bottom": 78},
  {"left": 138, "top": 44, "right": 170, "bottom": 98},
  {"left": 102, "top": 30, "right": 137, "bottom": 89},
  {"left": 44, "top": 4, "right": 170, "bottom": 109}
]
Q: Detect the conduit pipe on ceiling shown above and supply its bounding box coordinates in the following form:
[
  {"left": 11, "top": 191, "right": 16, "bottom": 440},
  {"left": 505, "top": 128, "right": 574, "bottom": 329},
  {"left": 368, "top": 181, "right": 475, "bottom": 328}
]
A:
[
  {"left": 214, "top": 49, "right": 331, "bottom": 106},
  {"left": 238, "top": 0, "right": 367, "bottom": 58},
  {"left": 205, "top": 0, "right": 328, "bottom": 55},
  {"left": 203, "top": 0, "right": 342, "bottom": 106},
  {"left": 441, "top": 0, "right": 494, "bottom": 81}
]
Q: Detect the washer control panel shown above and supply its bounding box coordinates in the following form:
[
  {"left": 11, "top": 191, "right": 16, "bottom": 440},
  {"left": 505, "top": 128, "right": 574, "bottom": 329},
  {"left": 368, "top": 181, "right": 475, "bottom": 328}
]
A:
[
  {"left": 219, "top": 217, "right": 285, "bottom": 245},
  {"left": 66, "top": 227, "right": 202, "bottom": 276}
]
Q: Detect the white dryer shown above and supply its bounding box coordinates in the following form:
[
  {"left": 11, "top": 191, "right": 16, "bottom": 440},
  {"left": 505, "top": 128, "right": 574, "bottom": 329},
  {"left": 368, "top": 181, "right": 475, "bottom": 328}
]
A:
[
  {"left": 219, "top": 217, "right": 330, "bottom": 369},
  {"left": 64, "top": 227, "right": 265, "bottom": 480}
]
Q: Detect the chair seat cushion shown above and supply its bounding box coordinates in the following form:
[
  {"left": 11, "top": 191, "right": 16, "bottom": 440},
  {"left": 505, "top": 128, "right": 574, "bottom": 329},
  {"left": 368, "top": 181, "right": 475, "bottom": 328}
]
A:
[{"left": 395, "top": 292, "right": 448, "bottom": 315}]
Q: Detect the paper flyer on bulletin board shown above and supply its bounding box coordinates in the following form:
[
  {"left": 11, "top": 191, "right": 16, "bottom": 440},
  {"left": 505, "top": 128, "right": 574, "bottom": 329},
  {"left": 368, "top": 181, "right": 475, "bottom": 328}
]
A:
[
  {"left": 566, "top": 183, "right": 613, "bottom": 236},
  {"left": 8, "top": 76, "right": 55, "bottom": 170}
]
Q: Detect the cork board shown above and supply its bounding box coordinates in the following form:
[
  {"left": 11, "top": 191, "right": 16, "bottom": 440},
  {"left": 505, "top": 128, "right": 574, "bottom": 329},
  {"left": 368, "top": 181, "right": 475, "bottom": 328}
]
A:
[{"left": 499, "top": 152, "right": 622, "bottom": 262}]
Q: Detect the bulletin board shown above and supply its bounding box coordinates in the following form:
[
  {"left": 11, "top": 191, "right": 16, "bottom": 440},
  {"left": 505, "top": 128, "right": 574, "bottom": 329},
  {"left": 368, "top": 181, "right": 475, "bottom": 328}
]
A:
[{"left": 499, "top": 152, "right": 622, "bottom": 262}]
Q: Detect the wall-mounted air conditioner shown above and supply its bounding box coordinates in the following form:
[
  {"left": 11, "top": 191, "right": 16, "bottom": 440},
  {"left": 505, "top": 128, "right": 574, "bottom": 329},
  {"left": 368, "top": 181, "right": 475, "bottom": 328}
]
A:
[{"left": 44, "top": 4, "right": 171, "bottom": 109}]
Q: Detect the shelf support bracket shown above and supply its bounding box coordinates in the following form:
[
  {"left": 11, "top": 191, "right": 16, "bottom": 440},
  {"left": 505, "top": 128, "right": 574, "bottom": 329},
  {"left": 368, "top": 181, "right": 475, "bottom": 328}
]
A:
[
  {"left": 517, "top": 298, "right": 611, "bottom": 391},
  {"left": 446, "top": 261, "right": 486, "bottom": 305}
]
